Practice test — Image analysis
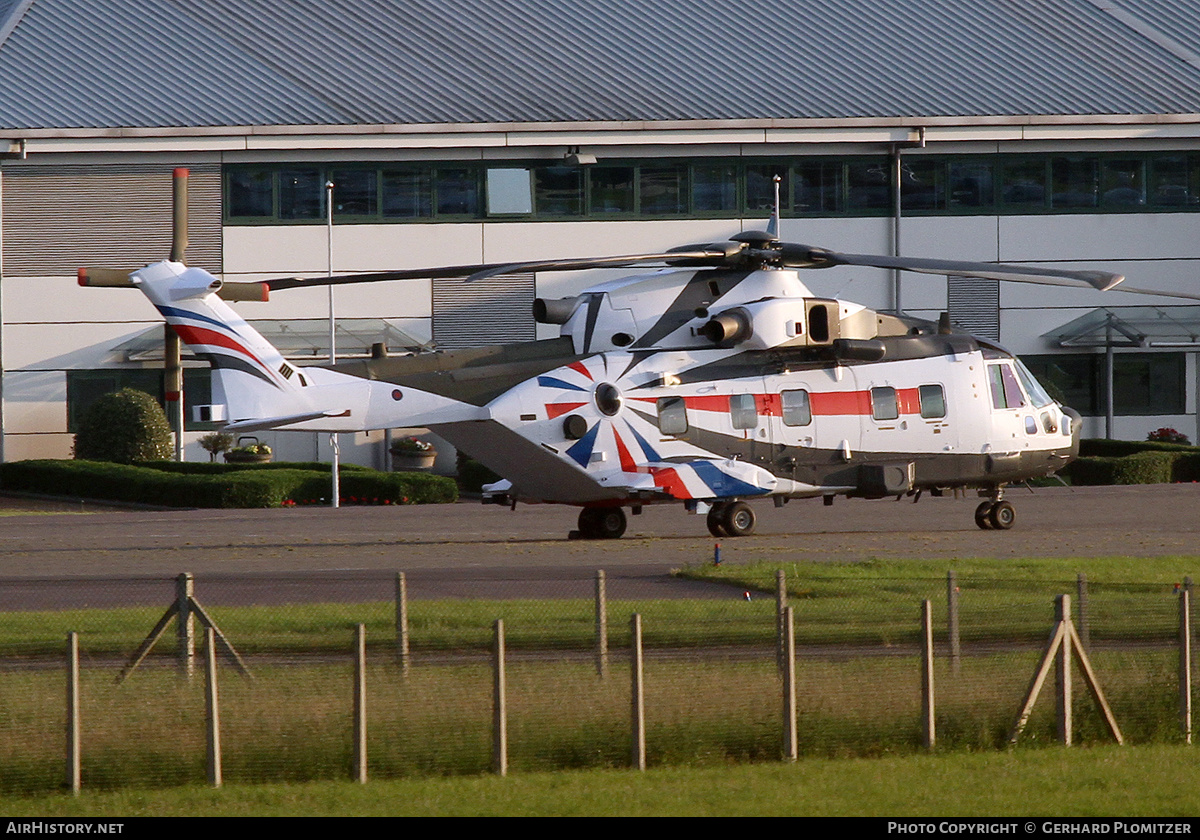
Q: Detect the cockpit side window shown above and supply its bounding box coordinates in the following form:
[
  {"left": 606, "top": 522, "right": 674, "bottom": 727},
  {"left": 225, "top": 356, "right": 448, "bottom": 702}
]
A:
[{"left": 988, "top": 364, "right": 1027, "bottom": 409}]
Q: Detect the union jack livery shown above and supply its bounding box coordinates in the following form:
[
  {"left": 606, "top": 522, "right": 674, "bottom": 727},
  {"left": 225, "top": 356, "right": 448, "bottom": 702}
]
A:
[{"left": 126, "top": 217, "right": 1124, "bottom": 539}]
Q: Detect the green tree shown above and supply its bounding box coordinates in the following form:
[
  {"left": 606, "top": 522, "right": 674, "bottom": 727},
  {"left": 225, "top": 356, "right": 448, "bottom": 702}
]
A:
[{"left": 73, "top": 387, "right": 173, "bottom": 464}]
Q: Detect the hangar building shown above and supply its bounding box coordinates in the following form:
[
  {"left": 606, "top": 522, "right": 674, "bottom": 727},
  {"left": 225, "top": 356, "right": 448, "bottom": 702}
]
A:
[{"left": 2, "top": 0, "right": 1200, "bottom": 465}]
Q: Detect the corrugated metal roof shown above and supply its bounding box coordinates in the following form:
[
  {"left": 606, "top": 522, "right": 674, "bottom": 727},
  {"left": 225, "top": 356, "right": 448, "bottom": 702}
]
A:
[{"left": 3, "top": 0, "right": 1200, "bottom": 130}]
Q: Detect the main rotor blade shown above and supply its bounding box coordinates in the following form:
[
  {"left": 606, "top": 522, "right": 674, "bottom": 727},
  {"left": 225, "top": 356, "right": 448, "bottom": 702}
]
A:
[
  {"left": 466, "top": 249, "right": 733, "bottom": 282},
  {"left": 778, "top": 245, "right": 1125, "bottom": 291},
  {"left": 265, "top": 264, "right": 506, "bottom": 291}
]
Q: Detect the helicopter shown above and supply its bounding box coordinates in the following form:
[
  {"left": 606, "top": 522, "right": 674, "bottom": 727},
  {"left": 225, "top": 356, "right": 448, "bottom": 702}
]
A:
[{"left": 96, "top": 197, "right": 1166, "bottom": 541}]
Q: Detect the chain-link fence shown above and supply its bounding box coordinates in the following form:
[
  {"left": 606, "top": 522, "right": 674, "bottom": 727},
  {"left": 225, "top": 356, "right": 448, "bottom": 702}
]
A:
[{"left": 0, "top": 569, "right": 1193, "bottom": 793}]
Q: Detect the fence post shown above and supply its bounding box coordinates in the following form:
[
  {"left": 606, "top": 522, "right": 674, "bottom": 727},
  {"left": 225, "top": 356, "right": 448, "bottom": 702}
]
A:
[
  {"left": 493, "top": 618, "right": 507, "bottom": 776},
  {"left": 921, "top": 600, "right": 935, "bottom": 750},
  {"left": 595, "top": 570, "right": 608, "bottom": 678},
  {"left": 204, "top": 626, "right": 222, "bottom": 787},
  {"left": 630, "top": 613, "right": 645, "bottom": 771},
  {"left": 176, "top": 573, "right": 194, "bottom": 678},
  {"left": 1056, "top": 594, "right": 1073, "bottom": 746},
  {"left": 776, "top": 570, "right": 787, "bottom": 675},
  {"left": 353, "top": 623, "right": 367, "bottom": 783},
  {"left": 395, "top": 572, "right": 409, "bottom": 677},
  {"left": 782, "top": 605, "right": 796, "bottom": 762},
  {"left": 946, "top": 570, "right": 960, "bottom": 675},
  {"left": 66, "top": 632, "right": 80, "bottom": 795},
  {"left": 1077, "top": 573, "right": 1090, "bottom": 652},
  {"left": 1181, "top": 589, "right": 1193, "bottom": 745}
]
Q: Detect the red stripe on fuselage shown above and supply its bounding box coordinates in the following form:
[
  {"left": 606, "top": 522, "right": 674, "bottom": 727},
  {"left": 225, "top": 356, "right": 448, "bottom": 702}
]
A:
[
  {"left": 613, "top": 428, "right": 638, "bottom": 472},
  {"left": 673, "top": 389, "right": 922, "bottom": 417},
  {"left": 546, "top": 401, "right": 587, "bottom": 419},
  {"left": 568, "top": 361, "right": 593, "bottom": 380},
  {"left": 651, "top": 467, "right": 690, "bottom": 499}
]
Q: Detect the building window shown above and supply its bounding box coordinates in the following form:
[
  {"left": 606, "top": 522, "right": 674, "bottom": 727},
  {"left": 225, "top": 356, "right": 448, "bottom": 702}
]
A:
[
  {"left": 435, "top": 168, "right": 479, "bottom": 216},
  {"left": 534, "top": 166, "right": 583, "bottom": 216},
  {"left": 278, "top": 168, "right": 323, "bottom": 220},
  {"left": 486, "top": 168, "right": 533, "bottom": 215},
  {"left": 639, "top": 164, "right": 689, "bottom": 215},
  {"left": 900, "top": 160, "right": 944, "bottom": 212},
  {"left": 589, "top": 166, "right": 636, "bottom": 214},
  {"left": 225, "top": 151, "right": 1200, "bottom": 224},
  {"left": 692, "top": 163, "right": 738, "bottom": 213},
  {"left": 227, "top": 169, "right": 274, "bottom": 218},
  {"left": 730, "top": 393, "right": 758, "bottom": 429},
  {"left": 1051, "top": 157, "right": 1099, "bottom": 209},
  {"left": 67, "top": 369, "right": 216, "bottom": 433},
  {"left": 382, "top": 169, "right": 433, "bottom": 218},
  {"left": 1022, "top": 353, "right": 1186, "bottom": 416},
  {"left": 330, "top": 168, "right": 378, "bottom": 217}
]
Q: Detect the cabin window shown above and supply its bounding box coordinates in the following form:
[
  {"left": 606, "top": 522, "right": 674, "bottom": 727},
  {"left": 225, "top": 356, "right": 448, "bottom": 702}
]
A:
[
  {"left": 870, "top": 387, "right": 898, "bottom": 421},
  {"left": 918, "top": 384, "right": 946, "bottom": 419},
  {"left": 657, "top": 397, "right": 688, "bottom": 435},
  {"left": 781, "top": 389, "right": 812, "bottom": 426},
  {"left": 730, "top": 393, "right": 758, "bottom": 429},
  {"left": 988, "top": 364, "right": 1027, "bottom": 410}
]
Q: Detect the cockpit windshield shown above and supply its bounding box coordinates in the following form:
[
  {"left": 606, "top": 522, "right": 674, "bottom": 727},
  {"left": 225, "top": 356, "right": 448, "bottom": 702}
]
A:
[{"left": 1014, "top": 358, "right": 1055, "bottom": 408}]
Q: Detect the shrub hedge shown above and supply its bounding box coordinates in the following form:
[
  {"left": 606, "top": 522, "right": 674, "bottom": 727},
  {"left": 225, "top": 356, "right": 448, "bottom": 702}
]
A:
[
  {"left": 0, "top": 460, "right": 457, "bottom": 508},
  {"left": 1068, "top": 439, "right": 1200, "bottom": 485}
]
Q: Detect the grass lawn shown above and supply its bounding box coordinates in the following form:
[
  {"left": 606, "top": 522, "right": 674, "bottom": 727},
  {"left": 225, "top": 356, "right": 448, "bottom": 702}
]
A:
[{"left": 0, "top": 745, "right": 1194, "bottom": 817}]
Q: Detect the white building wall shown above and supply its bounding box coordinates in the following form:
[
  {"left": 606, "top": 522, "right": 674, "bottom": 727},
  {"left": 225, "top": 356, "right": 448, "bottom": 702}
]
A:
[{"left": 5, "top": 138, "right": 1200, "bottom": 464}]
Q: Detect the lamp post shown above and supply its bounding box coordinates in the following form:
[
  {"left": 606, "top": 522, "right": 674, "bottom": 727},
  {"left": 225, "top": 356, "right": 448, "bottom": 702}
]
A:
[{"left": 326, "top": 180, "right": 339, "bottom": 508}]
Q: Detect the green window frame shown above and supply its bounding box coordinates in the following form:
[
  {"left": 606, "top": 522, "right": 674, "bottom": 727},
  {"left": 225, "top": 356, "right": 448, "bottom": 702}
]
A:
[
  {"left": 67, "top": 369, "right": 216, "bottom": 433},
  {"left": 223, "top": 151, "right": 1200, "bottom": 224},
  {"left": 1022, "top": 353, "right": 1186, "bottom": 417}
]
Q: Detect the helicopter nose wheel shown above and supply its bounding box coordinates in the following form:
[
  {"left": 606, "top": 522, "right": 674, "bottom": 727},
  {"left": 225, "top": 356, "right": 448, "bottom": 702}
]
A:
[
  {"left": 707, "top": 501, "right": 756, "bottom": 537},
  {"left": 974, "top": 500, "right": 1015, "bottom": 530},
  {"left": 574, "top": 506, "right": 628, "bottom": 540}
]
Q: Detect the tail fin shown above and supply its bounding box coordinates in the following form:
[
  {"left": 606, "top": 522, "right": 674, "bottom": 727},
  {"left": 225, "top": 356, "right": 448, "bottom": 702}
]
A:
[
  {"left": 131, "top": 261, "right": 489, "bottom": 432},
  {"left": 132, "top": 261, "right": 306, "bottom": 424}
]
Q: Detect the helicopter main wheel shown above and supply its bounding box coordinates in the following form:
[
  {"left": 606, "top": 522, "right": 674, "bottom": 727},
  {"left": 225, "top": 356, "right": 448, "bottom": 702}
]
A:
[
  {"left": 988, "top": 500, "right": 1015, "bottom": 530},
  {"left": 577, "top": 506, "right": 628, "bottom": 540},
  {"left": 720, "top": 501, "right": 756, "bottom": 537},
  {"left": 974, "top": 501, "right": 994, "bottom": 530},
  {"left": 973, "top": 500, "right": 1015, "bottom": 530},
  {"left": 706, "top": 503, "right": 729, "bottom": 538}
]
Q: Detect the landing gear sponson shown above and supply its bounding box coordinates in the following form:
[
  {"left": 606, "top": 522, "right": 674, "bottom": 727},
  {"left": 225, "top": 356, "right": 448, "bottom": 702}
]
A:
[
  {"left": 570, "top": 499, "right": 760, "bottom": 540},
  {"left": 571, "top": 487, "right": 1016, "bottom": 540}
]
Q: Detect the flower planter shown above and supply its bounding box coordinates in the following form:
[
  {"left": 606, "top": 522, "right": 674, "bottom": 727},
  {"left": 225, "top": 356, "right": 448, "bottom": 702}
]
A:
[
  {"left": 224, "top": 452, "right": 272, "bottom": 464},
  {"left": 391, "top": 452, "right": 436, "bottom": 472}
]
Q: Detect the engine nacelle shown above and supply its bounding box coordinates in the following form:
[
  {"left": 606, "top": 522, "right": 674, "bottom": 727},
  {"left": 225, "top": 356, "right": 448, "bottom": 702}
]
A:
[
  {"left": 533, "top": 296, "right": 581, "bottom": 324},
  {"left": 699, "top": 298, "right": 878, "bottom": 351}
]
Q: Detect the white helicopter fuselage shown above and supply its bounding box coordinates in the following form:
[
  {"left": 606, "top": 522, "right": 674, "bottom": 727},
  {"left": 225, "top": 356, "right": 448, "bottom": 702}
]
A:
[
  {"left": 466, "top": 339, "right": 1076, "bottom": 507},
  {"left": 129, "top": 259, "right": 1077, "bottom": 537}
]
